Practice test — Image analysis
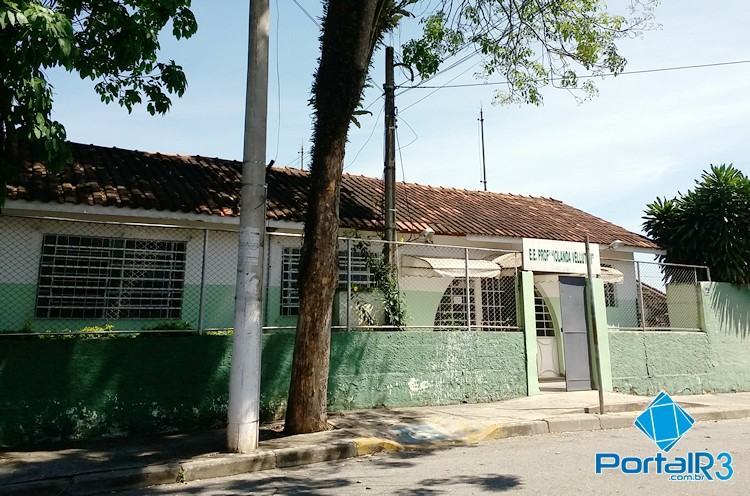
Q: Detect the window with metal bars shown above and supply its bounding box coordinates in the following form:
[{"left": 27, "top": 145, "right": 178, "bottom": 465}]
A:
[
  {"left": 535, "top": 290, "right": 555, "bottom": 337},
  {"left": 434, "top": 278, "right": 475, "bottom": 328},
  {"left": 434, "top": 277, "right": 517, "bottom": 330},
  {"left": 601, "top": 263, "right": 618, "bottom": 307},
  {"left": 480, "top": 277, "right": 517, "bottom": 328},
  {"left": 35, "top": 234, "right": 186, "bottom": 319},
  {"left": 280, "top": 247, "right": 372, "bottom": 316}
]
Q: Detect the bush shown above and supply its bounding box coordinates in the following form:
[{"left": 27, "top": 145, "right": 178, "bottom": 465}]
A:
[{"left": 142, "top": 320, "right": 194, "bottom": 331}]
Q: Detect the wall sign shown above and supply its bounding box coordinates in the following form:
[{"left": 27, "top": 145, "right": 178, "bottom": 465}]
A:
[{"left": 522, "top": 238, "right": 601, "bottom": 275}]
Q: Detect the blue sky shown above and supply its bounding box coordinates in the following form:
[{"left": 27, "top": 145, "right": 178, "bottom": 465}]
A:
[{"left": 48, "top": 1, "right": 750, "bottom": 235}]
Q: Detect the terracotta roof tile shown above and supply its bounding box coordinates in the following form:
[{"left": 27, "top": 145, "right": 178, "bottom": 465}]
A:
[{"left": 4, "top": 142, "right": 657, "bottom": 249}]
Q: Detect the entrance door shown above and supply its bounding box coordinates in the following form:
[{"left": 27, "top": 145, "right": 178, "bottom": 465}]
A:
[
  {"left": 535, "top": 290, "right": 561, "bottom": 378},
  {"left": 559, "top": 276, "right": 592, "bottom": 391}
]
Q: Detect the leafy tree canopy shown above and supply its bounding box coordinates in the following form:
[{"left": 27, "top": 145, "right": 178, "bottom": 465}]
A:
[
  {"left": 643, "top": 164, "right": 750, "bottom": 285},
  {"left": 0, "top": 0, "right": 197, "bottom": 201},
  {"left": 401, "top": 0, "right": 658, "bottom": 105}
]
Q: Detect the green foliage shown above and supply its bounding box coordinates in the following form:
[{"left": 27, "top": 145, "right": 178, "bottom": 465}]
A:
[
  {"left": 142, "top": 320, "right": 193, "bottom": 331},
  {"left": 352, "top": 239, "right": 407, "bottom": 328},
  {"left": 643, "top": 164, "right": 750, "bottom": 285},
  {"left": 39, "top": 323, "right": 123, "bottom": 339},
  {"left": 401, "top": 0, "right": 658, "bottom": 105},
  {"left": 205, "top": 328, "right": 233, "bottom": 336},
  {"left": 0, "top": 0, "right": 197, "bottom": 200}
]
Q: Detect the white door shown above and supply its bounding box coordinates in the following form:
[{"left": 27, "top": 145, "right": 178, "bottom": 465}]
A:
[
  {"left": 535, "top": 290, "right": 561, "bottom": 378},
  {"left": 537, "top": 337, "right": 560, "bottom": 378}
]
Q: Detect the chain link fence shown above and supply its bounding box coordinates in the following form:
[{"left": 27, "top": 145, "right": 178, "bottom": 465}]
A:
[
  {"left": 264, "top": 232, "right": 520, "bottom": 331},
  {"left": 0, "top": 215, "right": 521, "bottom": 335},
  {"left": 0, "top": 214, "right": 235, "bottom": 334},
  {"left": 601, "top": 258, "right": 710, "bottom": 331}
]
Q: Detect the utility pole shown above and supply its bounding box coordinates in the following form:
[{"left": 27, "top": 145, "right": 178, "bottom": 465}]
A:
[
  {"left": 227, "top": 0, "right": 269, "bottom": 453},
  {"left": 383, "top": 46, "right": 397, "bottom": 254},
  {"left": 585, "top": 236, "right": 605, "bottom": 416},
  {"left": 479, "top": 105, "right": 487, "bottom": 191},
  {"left": 299, "top": 143, "right": 304, "bottom": 170}
]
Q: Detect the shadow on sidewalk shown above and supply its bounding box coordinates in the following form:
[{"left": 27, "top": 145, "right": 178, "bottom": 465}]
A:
[{"left": 1, "top": 425, "right": 282, "bottom": 486}]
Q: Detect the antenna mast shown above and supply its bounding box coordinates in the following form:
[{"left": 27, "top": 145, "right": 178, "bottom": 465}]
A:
[{"left": 479, "top": 106, "right": 487, "bottom": 191}]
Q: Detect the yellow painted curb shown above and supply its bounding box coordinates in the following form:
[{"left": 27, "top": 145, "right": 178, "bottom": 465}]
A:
[
  {"left": 464, "top": 425, "right": 503, "bottom": 444},
  {"left": 352, "top": 437, "right": 405, "bottom": 456}
]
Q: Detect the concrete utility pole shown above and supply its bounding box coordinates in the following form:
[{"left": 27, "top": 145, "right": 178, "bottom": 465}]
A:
[
  {"left": 227, "top": 0, "right": 270, "bottom": 453},
  {"left": 478, "top": 106, "right": 487, "bottom": 191},
  {"left": 383, "top": 46, "right": 397, "bottom": 251}
]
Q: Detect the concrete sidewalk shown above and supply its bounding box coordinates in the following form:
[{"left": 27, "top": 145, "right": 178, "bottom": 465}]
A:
[{"left": 3, "top": 391, "right": 750, "bottom": 495}]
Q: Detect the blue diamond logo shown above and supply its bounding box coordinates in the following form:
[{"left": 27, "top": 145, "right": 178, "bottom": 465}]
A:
[{"left": 634, "top": 391, "right": 695, "bottom": 452}]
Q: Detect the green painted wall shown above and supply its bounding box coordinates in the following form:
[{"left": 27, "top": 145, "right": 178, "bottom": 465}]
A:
[
  {"left": 590, "top": 279, "right": 613, "bottom": 391},
  {"left": 700, "top": 282, "right": 750, "bottom": 391},
  {"left": 0, "top": 331, "right": 526, "bottom": 446},
  {"left": 609, "top": 331, "right": 711, "bottom": 395},
  {"left": 0, "top": 284, "right": 236, "bottom": 332},
  {"left": 521, "top": 272, "right": 539, "bottom": 395},
  {"left": 609, "top": 282, "right": 750, "bottom": 396}
]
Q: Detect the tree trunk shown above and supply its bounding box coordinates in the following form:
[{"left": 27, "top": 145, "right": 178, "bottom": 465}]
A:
[{"left": 285, "top": 0, "right": 388, "bottom": 434}]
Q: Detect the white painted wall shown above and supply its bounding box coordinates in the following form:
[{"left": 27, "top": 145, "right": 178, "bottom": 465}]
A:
[{"left": 0, "top": 216, "right": 242, "bottom": 287}]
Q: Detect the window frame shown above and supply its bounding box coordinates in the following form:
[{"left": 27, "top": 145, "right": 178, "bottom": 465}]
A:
[
  {"left": 35, "top": 233, "right": 187, "bottom": 320},
  {"left": 279, "top": 246, "right": 373, "bottom": 316},
  {"left": 534, "top": 289, "right": 555, "bottom": 337}
]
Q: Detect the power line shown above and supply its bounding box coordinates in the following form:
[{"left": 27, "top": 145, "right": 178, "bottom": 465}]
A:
[
  {"left": 396, "top": 47, "right": 478, "bottom": 97},
  {"left": 400, "top": 60, "right": 480, "bottom": 112},
  {"left": 396, "top": 59, "right": 750, "bottom": 90},
  {"left": 395, "top": 125, "right": 414, "bottom": 232},
  {"left": 397, "top": 117, "right": 419, "bottom": 149},
  {"left": 362, "top": 41, "right": 480, "bottom": 115},
  {"left": 291, "top": 0, "right": 320, "bottom": 28},
  {"left": 344, "top": 104, "right": 384, "bottom": 170}
]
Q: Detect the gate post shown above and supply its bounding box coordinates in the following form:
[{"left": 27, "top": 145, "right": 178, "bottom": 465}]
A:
[
  {"left": 590, "top": 278, "right": 613, "bottom": 391},
  {"left": 520, "top": 271, "right": 540, "bottom": 395}
]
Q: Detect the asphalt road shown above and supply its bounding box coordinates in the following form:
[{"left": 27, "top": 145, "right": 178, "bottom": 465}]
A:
[{"left": 127, "top": 418, "right": 750, "bottom": 495}]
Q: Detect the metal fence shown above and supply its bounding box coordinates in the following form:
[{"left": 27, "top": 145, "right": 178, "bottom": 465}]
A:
[
  {"left": 0, "top": 214, "right": 521, "bottom": 335},
  {"left": 265, "top": 232, "right": 520, "bottom": 332},
  {"left": 601, "top": 258, "right": 710, "bottom": 331}
]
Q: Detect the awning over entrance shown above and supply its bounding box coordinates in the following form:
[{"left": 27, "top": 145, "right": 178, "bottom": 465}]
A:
[
  {"left": 533, "top": 266, "right": 625, "bottom": 284},
  {"left": 401, "top": 255, "right": 501, "bottom": 278},
  {"left": 600, "top": 266, "right": 625, "bottom": 284}
]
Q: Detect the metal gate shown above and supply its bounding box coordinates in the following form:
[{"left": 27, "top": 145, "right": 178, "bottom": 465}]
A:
[{"left": 559, "top": 276, "right": 592, "bottom": 391}]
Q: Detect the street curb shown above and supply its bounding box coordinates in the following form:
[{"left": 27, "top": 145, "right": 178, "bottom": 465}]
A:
[
  {"left": 545, "top": 414, "right": 602, "bottom": 433},
  {"left": 2, "top": 407, "right": 749, "bottom": 495},
  {"left": 352, "top": 437, "right": 405, "bottom": 455},
  {"left": 181, "top": 452, "right": 276, "bottom": 483}
]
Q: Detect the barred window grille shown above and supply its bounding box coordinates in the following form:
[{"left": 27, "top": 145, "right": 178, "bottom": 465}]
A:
[
  {"left": 535, "top": 290, "right": 555, "bottom": 337},
  {"left": 480, "top": 277, "right": 517, "bottom": 328},
  {"left": 601, "top": 263, "right": 617, "bottom": 307},
  {"left": 35, "top": 234, "right": 186, "bottom": 319},
  {"left": 434, "top": 278, "right": 475, "bottom": 328},
  {"left": 280, "top": 247, "right": 372, "bottom": 316},
  {"left": 281, "top": 248, "right": 301, "bottom": 316},
  {"left": 434, "top": 277, "right": 515, "bottom": 329}
]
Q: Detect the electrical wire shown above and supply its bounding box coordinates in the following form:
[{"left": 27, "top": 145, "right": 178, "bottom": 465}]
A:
[
  {"left": 396, "top": 59, "right": 750, "bottom": 90},
  {"left": 395, "top": 125, "right": 414, "bottom": 237},
  {"left": 291, "top": 0, "right": 320, "bottom": 28},
  {"left": 344, "top": 104, "right": 384, "bottom": 170},
  {"left": 397, "top": 116, "right": 419, "bottom": 149},
  {"left": 396, "top": 47, "right": 478, "bottom": 97},
  {"left": 400, "top": 59, "right": 480, "bottom": 112}
]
